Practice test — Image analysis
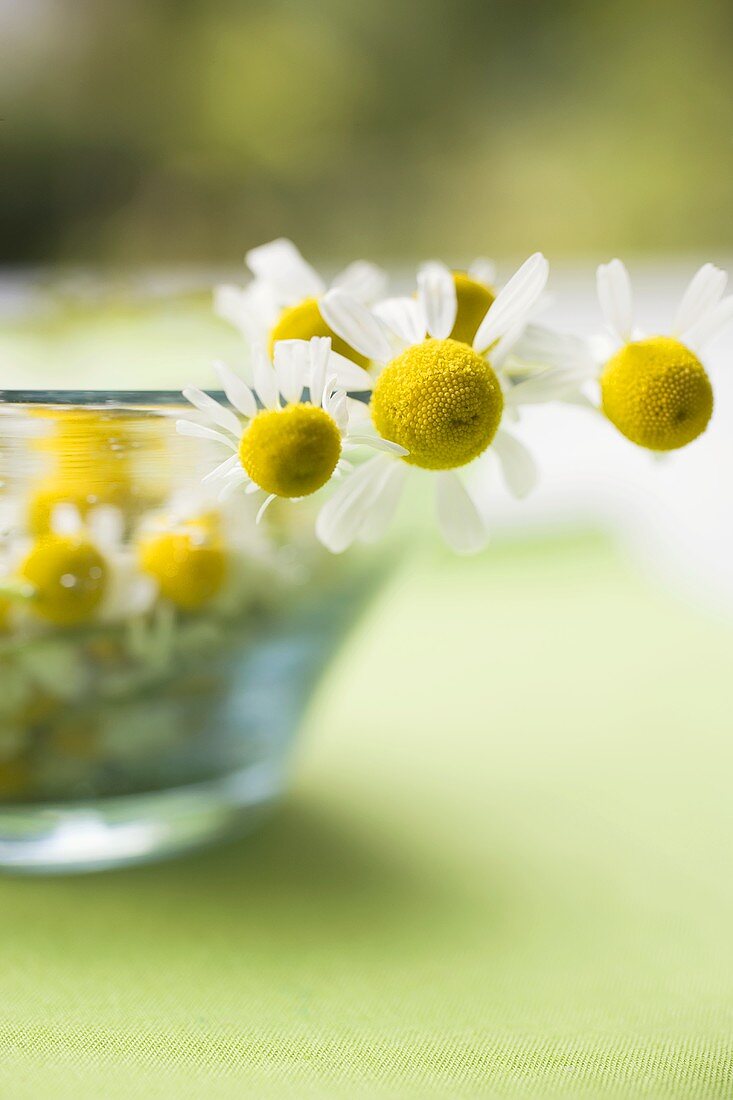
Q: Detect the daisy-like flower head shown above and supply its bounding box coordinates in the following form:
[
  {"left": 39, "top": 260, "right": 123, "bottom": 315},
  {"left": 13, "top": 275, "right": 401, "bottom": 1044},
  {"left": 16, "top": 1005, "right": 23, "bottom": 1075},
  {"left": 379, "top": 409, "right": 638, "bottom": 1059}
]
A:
[
  {"left": 177, "top": 336, "right": 407, "bottom": 527},
  {"left": 8, "top": 504, "right": 155, "bottom": 628},
  {"left": 595, "top": 259, "right": 732, "bottom": 451},
  {"left": 215, "top": 237, "right": 388, "bottom": 374},
  {"left": 510, "top": 260, "right": 733, "bottom": 454},
  {"left": 316, "top": 253, "right": 563, "bottom": 554},
  {"left": 137, "top": 504, "right": 227, "bottom": 613}
]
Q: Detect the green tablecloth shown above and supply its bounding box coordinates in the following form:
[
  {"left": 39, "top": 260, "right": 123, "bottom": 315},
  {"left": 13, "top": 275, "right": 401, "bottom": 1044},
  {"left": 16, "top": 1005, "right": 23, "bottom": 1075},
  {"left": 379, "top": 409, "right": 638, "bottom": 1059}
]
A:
[{"left": 1, "top": 532, "right": 732, "bottom": 1097}]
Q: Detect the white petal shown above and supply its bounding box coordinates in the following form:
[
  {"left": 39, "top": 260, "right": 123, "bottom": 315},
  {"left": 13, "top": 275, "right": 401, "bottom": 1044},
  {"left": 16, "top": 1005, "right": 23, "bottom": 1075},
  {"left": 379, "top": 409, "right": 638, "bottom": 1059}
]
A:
[
  {"left": 213, "top": 361, "right": 257, "bottom": 419},
  {"left": 357, "top": 462, "right": 407, "bottom": 543},
  {"left": 320, "top": 290, "right": 393, "bottom": 363},
  {"left": 51, "top": 503, "right": 83, "bottom": 536},
  {"left": 563, "top": 391, "right": 599, "bottom": 411},
  {"left": 490, "top": 322, "right": 526, "bottom": 370},
  {"left": 321, "top": 374, "right": 338, "bottom": 408},
  {"left": 344, "top": 433, "right": 408, "bottom": 456},
  {"left": 468, "top": 257, "right": 497, "bottom": 288},
  {"left": 373, "top": 296, "right": 426, "bottom": 346},
  {"left": 331, "top": 261, "right": 388, "bottom": 303},
  {"left": 245, "top": 238, "right": 324, "bottom": 303},
  {"left": 418, "top": 262, "right": 457, "bottom": 339},
  {"left": 88, "top": 505, "right": 124, "bottom": 549},
  {"left": 596, "top": 259, "right": 633, "bottom": 342},
  {"left": 344, "top": 396, "right": 372, "bottom": 427},
  {"left": 213, "top": 284, "right": 262, "bottom": 339},
  {"left": 434, "top": 471, "right": 489, "bottom": 554},
  {"left": 506, "top": 323, "right": 598, "bottom": 377},
  {"left": 492, "top": 430, "right": 537, "bottom": 499},
  {"left": 218, "top": 470, "right": 249, "bottom": 501},
  {"left": 505, "top": 366, "right": 590, "bottom": 406},
  {"left": 213, "top": 283, "right": 245, "bottom": 325},
  {"left": 307, "top": 336, "right": 330, "bottom": 407},
  {"left": 589, "top": 333, "right": 615, "bottom": 364},
  {"left": 125, "top": 575, "right": 158, "bottom": 619},
  {"left": 684, "top": 294, "right": 733, "bottom": 351},
  {"left": 182, "top": 386, "right": 242, "bottom": 437},
  {"left": 673, "top": 263, "right": 728, "bottom": 337},
  {"left": 256, "top": 494, "right": 277, "bottom": 524},
  {"left": 473, "top": 253, "right": 549, "bottom": 352},
  {"left": 467, "top": 450, "right": 497, "bottom": 512},
  {"left": 325, "top": 350, "right": 373, "bottom": 392},
  {"left": 221, "top": 463, "right": 248, "bottom": 479},
  {"left": 316, "top": 455, "right": 400, "bottom": 554},
  {"left": 202, "top": 454, "right": 241, "bottom": 484},
  {"left": 251, "top": 345, "right": 280, "bottom": 409},
  {"left": 176, "top": 420, "right": 237, "bottom": 451},
  {"left": 273, "top": 340, "right": 307, "bottom": 404},
  {"left": 101, "top": 558, "right": 158, "bottom": 622},
  {"left": 325, "top": 390, "right": 348, "bottom": 433}
]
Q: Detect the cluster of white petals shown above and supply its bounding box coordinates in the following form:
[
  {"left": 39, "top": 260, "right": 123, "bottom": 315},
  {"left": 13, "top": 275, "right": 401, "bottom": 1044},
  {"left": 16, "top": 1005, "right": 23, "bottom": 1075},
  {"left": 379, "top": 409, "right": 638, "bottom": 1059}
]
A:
[{"left": 179, "top": 241, "right": 733, "bottom": 555}]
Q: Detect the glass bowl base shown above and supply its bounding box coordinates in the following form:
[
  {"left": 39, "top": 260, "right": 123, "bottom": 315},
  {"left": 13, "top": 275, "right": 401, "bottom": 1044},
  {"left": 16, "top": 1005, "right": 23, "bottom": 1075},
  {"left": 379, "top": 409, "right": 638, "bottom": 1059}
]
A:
[{"left": 0, "top": 760, "right": 285, "bottom": 874}]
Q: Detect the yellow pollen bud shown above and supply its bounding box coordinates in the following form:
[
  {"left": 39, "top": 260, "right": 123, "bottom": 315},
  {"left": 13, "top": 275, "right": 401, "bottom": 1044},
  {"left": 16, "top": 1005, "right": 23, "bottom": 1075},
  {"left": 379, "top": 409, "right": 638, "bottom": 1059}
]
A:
[
  {"left": 138, "top": 528, "right": 226, "bottom": 611},
  {"left": 239, "top": 403, "right": 342, "bottom": 498},
  {"left": 371, "top": 338, "right": 503, "bottom": 470},
  {"left": 450, "top": 272, "right": 495, "bottom": 345},
  {"left": 601, "top": 336, "right": 713, "bottom": 451},
  {"left": 270, "top": 297, "right": 370, "bottom": 369},
  {"left": 19, "top": 535, "right": 108, "bottom": 626}
]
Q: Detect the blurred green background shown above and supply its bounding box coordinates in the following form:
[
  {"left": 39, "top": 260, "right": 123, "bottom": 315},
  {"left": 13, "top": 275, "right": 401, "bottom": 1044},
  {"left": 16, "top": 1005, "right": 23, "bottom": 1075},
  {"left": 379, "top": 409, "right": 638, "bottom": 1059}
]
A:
[{"left": 3, "top": 0, "right": 733, "bottom": 267}]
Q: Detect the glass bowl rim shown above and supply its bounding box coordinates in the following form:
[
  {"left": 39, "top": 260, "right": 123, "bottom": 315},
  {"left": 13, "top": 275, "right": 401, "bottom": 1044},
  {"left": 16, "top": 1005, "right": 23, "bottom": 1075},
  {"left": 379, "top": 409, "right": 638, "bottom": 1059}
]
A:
[{"left": 0, "top": 390, "right": 220, "bottom": 416}]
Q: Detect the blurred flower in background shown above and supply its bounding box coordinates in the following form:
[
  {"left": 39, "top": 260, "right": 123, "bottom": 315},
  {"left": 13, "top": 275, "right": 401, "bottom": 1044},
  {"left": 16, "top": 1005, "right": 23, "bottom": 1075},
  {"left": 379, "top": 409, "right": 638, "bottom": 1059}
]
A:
[{"left": 3, "top": 0, "right": 733, "bottom": 267}]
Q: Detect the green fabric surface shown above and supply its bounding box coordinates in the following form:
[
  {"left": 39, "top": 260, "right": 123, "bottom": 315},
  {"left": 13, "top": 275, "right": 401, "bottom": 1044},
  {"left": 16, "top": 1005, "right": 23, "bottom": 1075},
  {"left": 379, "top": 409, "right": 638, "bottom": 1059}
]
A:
[{"left": 1, "top": 531, "right": 732, "bottom": 1098}]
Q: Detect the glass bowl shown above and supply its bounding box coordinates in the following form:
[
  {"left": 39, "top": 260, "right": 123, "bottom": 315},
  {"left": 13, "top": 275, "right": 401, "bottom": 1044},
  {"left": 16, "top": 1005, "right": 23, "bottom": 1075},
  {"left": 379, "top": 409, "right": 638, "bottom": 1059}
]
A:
[{"left": 0, "top": 392, "right": 383, "bottom": 873}]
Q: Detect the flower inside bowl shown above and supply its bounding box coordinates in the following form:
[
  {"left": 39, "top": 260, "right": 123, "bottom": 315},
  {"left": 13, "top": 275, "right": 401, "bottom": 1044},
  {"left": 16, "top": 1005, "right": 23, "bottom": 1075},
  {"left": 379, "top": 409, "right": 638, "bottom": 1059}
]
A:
[{"left": 0, "top": 393, "right": 387, "bottom": 872}]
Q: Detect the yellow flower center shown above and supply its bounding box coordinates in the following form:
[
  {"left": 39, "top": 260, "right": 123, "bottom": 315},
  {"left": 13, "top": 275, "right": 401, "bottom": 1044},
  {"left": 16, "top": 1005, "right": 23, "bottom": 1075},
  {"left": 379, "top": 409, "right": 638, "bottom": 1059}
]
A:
[
  {"left": 239, "top": 403, "right": 342, "bottom": 498},
  {"left": 371, "top": 338, "right": 504, "bottom": 470},
  {"left": 138, "top": 528, "right": 226, "bottom": 611},
  {"left": 19, "top": 535, "right": 108, "bottom": 626},
  {"left": 269, "top": 297, "right": 370, "bottom": 370},
  {"left": 600, "top": 336, "right": 713, "bottom": 451},
  {"left": 450, "top": 272, "right": 495, "bottom": 345}
]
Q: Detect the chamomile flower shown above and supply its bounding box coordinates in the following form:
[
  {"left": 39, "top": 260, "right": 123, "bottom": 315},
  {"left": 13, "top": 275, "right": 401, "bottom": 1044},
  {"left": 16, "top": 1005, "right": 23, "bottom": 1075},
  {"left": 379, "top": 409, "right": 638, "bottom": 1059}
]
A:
[
  {"left": 177, "top": 336, "right": 407, "bottom": 527},
  {"left": 510, "top": 260, "right": 733, "bottom": 453},
  {"left": 5, "top": 504, "right": 155, "bottom": 628},
  {"left": 316, "top": 254, "right": 564, "bottom": 553},
  {"left": 136, "top": 495, "right": 230, "bottom": 612},
  {"left": 215, "top": 237, "right": 388, "bottom": 377},
  {"left": 138, "top": 521, "right": 226, "bottom": 613},
  {"left": 596, "top": 260, "right": 733, "bottom": 451}
]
